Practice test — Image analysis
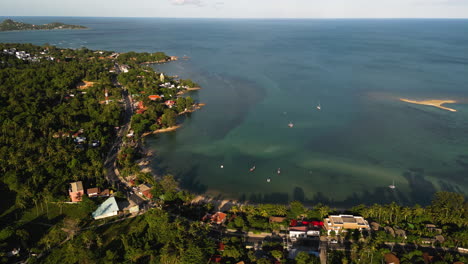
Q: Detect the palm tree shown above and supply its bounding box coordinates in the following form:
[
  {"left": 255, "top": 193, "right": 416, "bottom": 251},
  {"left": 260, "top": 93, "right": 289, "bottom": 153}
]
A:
[{"left": 317, "top": 205, "right": 331, "bottom": 219}]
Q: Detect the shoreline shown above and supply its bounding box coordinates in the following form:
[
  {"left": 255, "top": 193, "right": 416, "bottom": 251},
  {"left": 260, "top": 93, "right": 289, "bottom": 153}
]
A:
[
  {"left": 400, "top": 98, "right": 458, "bottom": 112},
  {"left": 141, "top": 125, "right": 181, "bottom": 137},
  {"left": 178, "top": 103, "right": 205, "bottom": 115},
  {"left": 177, "top": 87, "right": 201, "bottom": 95}
]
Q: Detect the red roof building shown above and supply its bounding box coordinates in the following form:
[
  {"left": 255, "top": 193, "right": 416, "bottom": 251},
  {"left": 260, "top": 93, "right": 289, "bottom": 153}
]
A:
[
  {"left": 142, "top": 189, "right": 153, "bottom": 199},
  {"left": 148, "top": 95, "right": 162, "bottom": 101},
  {"left": 211, "top": 212, "right": 227, "bottom": 225},
  {"left": 87, "top": 187, "right": 100, "bottom": 198}
]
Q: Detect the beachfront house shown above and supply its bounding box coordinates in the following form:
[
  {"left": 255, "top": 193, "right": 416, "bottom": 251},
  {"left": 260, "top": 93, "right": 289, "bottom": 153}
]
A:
[
  {"left": 92, "top": 197, "right": 120, "bottom": 220},
  {"left": 323, "top": 215, "right": 370, "bottom": 235},
  {"left": 69, "top": 181, "right": 85, "bottom": 202}
]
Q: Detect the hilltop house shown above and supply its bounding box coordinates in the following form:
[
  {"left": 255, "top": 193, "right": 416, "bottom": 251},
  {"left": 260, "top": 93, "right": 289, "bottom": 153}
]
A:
[
  {"left": 323, "top": 215, "right": 370, "bottom": 235},
  {"left": 92, "top": 197, "right": 120, "bottom": 220},
  {"left": 69, "top": 181, "right": 85, "bottom": 202}
]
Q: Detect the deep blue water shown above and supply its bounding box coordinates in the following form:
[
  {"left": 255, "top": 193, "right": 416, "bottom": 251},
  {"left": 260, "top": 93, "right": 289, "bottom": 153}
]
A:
[{"left": 2, "top": 17, "right": 467, "bottom": 206}]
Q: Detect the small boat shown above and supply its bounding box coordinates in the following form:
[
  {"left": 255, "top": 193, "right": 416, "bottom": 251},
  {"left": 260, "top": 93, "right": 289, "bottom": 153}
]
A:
[
  {"left": 316, "top": 102, "right": 321, "bottom": 111},
  {"left": 277, "top": 168, "right": 281, "bottom": 175},
  {"left": 249, "top": 166, "right": 256, "bottom": 172},
  {"left": 389, "top": 180, "right": 396, "bottom": 189},
  {"left": 288, "top": 122, "right": 294, "bottom": 128},
  {"left": 267, "top": 178, "right": 271, "bottom": 183},
  {"left": 220, "top": 165, "right": 224, "bottom": 169}
]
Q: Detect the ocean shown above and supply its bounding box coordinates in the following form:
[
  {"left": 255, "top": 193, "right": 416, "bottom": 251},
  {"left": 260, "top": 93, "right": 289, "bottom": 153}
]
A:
[{"left": 2, "top": 17, "right": 467, "bottom": 206}]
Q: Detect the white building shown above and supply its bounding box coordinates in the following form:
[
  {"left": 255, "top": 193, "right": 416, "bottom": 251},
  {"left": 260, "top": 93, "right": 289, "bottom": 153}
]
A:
[{"left": 92, "top": 197, "right": 120, "bottom": 220}]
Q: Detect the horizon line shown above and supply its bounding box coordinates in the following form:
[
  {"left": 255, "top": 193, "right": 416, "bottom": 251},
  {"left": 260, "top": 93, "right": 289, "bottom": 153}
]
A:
[{"left": 1, "top": 15, "right": 468, "bottom": 20}]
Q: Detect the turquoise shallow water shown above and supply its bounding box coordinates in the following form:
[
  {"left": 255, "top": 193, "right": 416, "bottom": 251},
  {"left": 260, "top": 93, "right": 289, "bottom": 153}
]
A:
[{"left": 1, "top": 17, "right": 467, "bottom": 206}]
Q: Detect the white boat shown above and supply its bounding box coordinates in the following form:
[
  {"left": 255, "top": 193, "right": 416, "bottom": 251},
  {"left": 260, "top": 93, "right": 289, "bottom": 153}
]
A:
[
  {"left": 316, "top": 102, "right": 321, "bottom": 111},
  {"left": 277, "top": 168, "right": 281, "bottom": 175},
  {"left": 288, "top": 122, "right": 294, "bottom": 128},
  {"left": 267, "top": 178, "right": 271, "bottom": 183},
  {"left": 249, "top": 165, "right": 256, "bottom": 172},
  {"left": 389, "top": 180, "right": 396, "bottom": 189}
]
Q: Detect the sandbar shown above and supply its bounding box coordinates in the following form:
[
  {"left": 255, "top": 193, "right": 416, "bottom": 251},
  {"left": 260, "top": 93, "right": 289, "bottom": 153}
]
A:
[{"left": 400, "top": 98, "right": 457, "bottom": 112}]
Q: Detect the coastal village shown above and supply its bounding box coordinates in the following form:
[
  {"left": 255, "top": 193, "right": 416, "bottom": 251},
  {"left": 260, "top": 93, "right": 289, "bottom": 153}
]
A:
[
  {"left": 65, "top": 178, "right": 467, "bottom": 264},
  {"left": 1, "top": 43, "right": 466, "bottom": 264}
]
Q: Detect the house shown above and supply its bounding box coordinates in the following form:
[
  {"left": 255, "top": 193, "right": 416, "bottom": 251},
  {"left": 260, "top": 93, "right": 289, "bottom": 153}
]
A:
[
  {"left": 384, "top": 253, "right": 400, "bottom": 264},
  {"left": 269, "top": 216, "right": 286, "bottom": 223},
  {"left": 211, "top": 212, "right": 227, "bottom": 225},
  {"left": 210, "top": 255, "right": 222, "bottom": 263},
  {"left": 92, "top": 197, "right": 120, "bottom": 220},
  {"left": 136, "top": 101, "right": 146, "bottom": 114},
  {"left": 323, "top": 215, "right": 370, "bottom": 235},
  {"left": 165, "top": 100, "right": 176, "bottom": 108},
  {"left": 120, "top": 64, "right": 130, "bottom": 73},
  {"left": 99, "top": 189, "right": 110, "bottom": 197},
  {"left": 69, "top": 181, "right": 85, "bottom": 202},
  {"left": 371, "top": 222, "right": 381, "bottom": 231},
  {"left": 138, "top": 184, "right": 153, "bottom": 199},
  {"left": 289, "top": 226, "right": 308, "bottom": 241},
  {"left": 74, "top": 136, "right": 86, "bottom": 143},
  {"left": 394, "top": 229, "right": 407, "bottom": 239},
  {"left": 148, "top": 95, "right": 162, "bottom": 101},
  {"left": 87, "top": 187, "right": 100, "bottom": 198}
]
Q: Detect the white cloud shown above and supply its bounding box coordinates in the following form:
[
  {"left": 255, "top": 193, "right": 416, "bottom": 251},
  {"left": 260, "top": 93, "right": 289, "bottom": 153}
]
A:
[{"left": 171, "top": 0, "right": 203, "bottom": 6}]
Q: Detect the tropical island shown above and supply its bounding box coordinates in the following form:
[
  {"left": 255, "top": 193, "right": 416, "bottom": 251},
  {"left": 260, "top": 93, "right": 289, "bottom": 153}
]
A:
[
  {"left": 0, "top": 19, "right": 87, "bottom": 32},
  {"left": 400, "top": 98, "right": 458, "bottom": 112},
  {"left": 0, "top": 43, "right": 467, "bottom": 264}
]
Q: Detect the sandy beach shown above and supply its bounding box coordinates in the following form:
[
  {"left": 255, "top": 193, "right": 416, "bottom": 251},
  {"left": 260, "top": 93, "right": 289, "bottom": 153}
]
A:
[
  {"left": 177, "top": 87, "right": 201, "bottom": 95},
  {"left": 400, "top": 98, "right": 458, "bottom": 112},
  {"left": 141, "top": 125, "right": 181, "bottom": 137}
]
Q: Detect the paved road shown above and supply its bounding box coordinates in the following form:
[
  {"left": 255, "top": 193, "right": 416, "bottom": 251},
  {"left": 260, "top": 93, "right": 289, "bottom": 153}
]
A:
[{"left": 103, "top": 67, "right": 133, "bottom": 188}]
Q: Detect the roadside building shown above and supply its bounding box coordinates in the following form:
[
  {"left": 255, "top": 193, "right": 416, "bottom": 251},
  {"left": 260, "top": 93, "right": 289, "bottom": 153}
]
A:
[
  {"left": 87, "top": 187, "right": 100, "bottom": 198},
  {"left": 92, "top": 197, "right": 120, "bottom": 220},
  {"left": 69, "top": 181, "right": 85, "bottom": 202},
  {"left": 323, "top": 215, "right": 370, "bottom": 235},
  {"left": 289, "top": 226, "right": 308, "bottom": 241}
]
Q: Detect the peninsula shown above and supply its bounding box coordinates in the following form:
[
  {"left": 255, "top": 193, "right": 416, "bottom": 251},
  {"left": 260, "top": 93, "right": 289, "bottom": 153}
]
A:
[
  {"left": 400, "top": 98, "right": 458, "bottom": 112},
  {"left": 0, "top": 19, "right": 87, "bottom": 32}
]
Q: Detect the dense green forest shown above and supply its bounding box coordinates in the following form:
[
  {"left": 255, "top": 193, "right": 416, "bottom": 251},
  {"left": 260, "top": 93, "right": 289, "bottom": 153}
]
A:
[{"left": 0, "top": 19, "right": 87, "bottom": 32}]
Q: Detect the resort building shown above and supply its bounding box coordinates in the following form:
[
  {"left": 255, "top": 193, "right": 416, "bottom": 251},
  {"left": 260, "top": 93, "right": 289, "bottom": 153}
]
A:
[
  {"left": 92, "top": 197, "right": 121, "bottom": 220},
  {"left": 69, "top": 181, "right": 85, "bottom": 202},
  {"left": 323, "top": 215, "right": 370, "bottom": 235}
]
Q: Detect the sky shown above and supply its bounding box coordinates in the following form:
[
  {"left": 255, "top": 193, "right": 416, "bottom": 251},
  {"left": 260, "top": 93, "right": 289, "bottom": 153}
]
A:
[{"left": 1, "top": 0, "right": 468, "bottom": 18}]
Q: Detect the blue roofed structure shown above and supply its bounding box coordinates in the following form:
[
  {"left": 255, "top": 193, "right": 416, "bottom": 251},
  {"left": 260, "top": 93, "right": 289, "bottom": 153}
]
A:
[{"left": 92, "top": 196, "right": 120, "bottom": 220}]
